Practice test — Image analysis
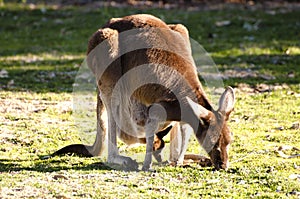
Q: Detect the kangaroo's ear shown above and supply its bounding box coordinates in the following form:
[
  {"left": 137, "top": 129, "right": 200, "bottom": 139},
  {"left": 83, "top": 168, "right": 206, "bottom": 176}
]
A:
[
  {"left": 186, "top": 97, "right": 212, "bottom": 120},
  {"left": 86, "top": 28, "right": 119, "bottom": 76},
  {"left": 218, "top": 86, "right": 235, "bottom": 118}
]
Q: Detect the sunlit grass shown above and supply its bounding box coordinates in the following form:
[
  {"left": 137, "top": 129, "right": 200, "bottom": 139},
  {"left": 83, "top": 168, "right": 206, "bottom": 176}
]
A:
[
  {"left": 0, "top": 53, "right": 84, "bottom": 62},
  {"left": 213, "top": 46, "right": 300, "bottom": 59}
]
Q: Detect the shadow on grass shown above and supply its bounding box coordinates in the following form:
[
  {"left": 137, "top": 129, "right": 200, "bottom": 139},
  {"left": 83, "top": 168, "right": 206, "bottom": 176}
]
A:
[
  {"left": 1, "top": 54, "right": 299, "bottom": 94},
  {"left": 0, "top": 57, "right": 84, "bottom": 93},
  {"left": 0, "top": 156, "right": 173, "bottom": 172},
  {"left": 0, "top": 157, "right": 218, "bottom": 173},
  {"left": 0, "top": 158, "right": 115, "bottom": 172}
]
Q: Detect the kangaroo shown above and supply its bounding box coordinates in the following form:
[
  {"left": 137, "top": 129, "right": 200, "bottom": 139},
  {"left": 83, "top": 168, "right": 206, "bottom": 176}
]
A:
[{"left": 55, "top": 14, "right": 235, "bottom": 171}]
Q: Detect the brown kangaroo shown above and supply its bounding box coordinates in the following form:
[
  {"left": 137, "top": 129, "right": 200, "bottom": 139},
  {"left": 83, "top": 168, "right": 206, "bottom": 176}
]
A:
[{"left": 53, "top": 14, "right": 235, "bottom": 171}]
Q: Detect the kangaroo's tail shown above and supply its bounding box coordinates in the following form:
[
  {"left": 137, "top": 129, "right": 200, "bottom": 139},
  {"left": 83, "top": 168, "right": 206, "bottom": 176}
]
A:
[
  {"left": 51, "top": 144, "right": 93, "bottom": 157},
  {"left": 50, "top": 91, "right": 107, "bottom": 158}
]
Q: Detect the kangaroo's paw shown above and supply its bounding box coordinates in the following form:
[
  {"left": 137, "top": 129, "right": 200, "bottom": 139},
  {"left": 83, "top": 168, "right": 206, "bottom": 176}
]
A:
[
  {"left": 108, "top": 155, "right": 139, "bottom": 171},
  {"left": 142, "top": 154, "right": 153, "bottom": 171},
  {"left": 141, "top": 164, "right": 155, "bottom": 172}
]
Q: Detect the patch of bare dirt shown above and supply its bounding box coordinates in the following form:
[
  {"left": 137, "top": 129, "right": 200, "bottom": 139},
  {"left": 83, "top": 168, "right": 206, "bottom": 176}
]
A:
[
  {"left": 222, "top": 68, "right": 276, "bottom": 81},
  {"left": 235, "top": 83, "right": 292, "bottom": 94}
]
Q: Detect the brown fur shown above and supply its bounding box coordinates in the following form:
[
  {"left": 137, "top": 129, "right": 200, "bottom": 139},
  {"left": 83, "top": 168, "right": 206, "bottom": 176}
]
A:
[
  {"left": 87, "top": 14, "right": 235, "bottom": 170},
  {"left": 53, "top": 14, "right": 235, "bottom": 170}
]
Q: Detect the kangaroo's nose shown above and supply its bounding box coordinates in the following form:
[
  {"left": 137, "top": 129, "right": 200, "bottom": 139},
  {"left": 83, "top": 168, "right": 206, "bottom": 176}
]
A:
[
  {"left": 220, "top": 162, "right": 228, "bottom": 170},
  {"left": 213, "top": 161, "right": 228, "bottom": 170}
]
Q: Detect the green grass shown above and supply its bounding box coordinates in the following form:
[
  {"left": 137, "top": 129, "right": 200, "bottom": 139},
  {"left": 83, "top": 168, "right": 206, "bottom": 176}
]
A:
[{"left": 0, "top": 3, "right": 300, "bottom": 198}]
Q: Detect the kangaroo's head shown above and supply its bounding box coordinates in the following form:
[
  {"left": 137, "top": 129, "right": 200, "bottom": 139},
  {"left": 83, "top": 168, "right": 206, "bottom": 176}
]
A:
[{"left": 187, "top": 87, "right": 235, "bottom": 170}]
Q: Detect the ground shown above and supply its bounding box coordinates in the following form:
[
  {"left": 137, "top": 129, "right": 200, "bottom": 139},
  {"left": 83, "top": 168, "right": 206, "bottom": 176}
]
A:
[{"left": 0, "top": 2, "right": 299, "bottom": 198}]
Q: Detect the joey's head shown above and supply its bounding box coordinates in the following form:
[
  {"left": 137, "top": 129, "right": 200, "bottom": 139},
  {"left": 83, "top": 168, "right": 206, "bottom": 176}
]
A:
[{"left": 187, "top": 87, "right": 235, "bottom": 170}]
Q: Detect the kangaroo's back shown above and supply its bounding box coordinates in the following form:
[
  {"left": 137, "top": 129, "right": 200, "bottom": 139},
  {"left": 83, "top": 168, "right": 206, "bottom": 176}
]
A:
[{"left": 87, "top": 14, "right": 209, "bottom": 107}]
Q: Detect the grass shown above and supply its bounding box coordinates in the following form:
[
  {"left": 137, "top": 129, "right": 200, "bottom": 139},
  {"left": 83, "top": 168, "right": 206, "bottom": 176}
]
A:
[{"left": 0, "top": 2, "right": 300, "bottom": 198}]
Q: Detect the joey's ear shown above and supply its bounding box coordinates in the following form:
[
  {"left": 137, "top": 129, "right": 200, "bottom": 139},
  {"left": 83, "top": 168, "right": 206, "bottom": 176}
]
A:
[
  {"left": 186, "top": 97, "right": 212, "bottom": 120},
  {"left": 218, "top": 86, "right": 235, "bottom": 117}
]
